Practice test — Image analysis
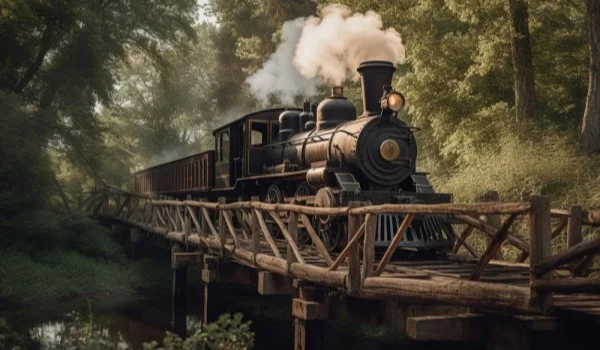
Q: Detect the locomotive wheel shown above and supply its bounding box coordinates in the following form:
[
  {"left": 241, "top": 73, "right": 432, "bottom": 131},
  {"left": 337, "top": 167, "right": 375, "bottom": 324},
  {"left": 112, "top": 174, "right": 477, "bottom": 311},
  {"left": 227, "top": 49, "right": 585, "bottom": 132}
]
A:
[
  {"left": 264, "top": 184, "right": 284, "bottom": 238},
  {"left": 265, "top": 184, "right": 284, "bottom": 204},
  {"left": 318, "top": 220, "right": 344, "bottom": 252},
  {"left": 315, "top": 187, "right": 336, "bottom": 225},
  {"left": 295, "top": 184, "right": 313, "bottom": 245}
]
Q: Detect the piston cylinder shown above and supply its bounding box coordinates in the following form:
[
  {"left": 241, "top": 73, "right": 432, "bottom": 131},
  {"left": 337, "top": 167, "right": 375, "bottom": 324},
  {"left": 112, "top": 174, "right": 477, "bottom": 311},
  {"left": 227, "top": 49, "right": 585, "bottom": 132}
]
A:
[{"left": 306, "top": 167, "right": 331, "bottom": 188}]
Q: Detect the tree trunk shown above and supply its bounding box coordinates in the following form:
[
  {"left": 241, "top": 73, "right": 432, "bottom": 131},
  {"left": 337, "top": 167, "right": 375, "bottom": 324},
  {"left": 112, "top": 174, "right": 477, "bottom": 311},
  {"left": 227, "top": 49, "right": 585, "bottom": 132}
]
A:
[
  {"left": 13, "top": 22, "right": 55, "bottom": 94},
  {"left": 582, "top": 0, "right": 600, "bottom": 154},
  {"left": 508, "top": 0, "right": 537, "bottom": 121},
  {"left": 53, "top": 174, "right": 71, "bottom": 211}
]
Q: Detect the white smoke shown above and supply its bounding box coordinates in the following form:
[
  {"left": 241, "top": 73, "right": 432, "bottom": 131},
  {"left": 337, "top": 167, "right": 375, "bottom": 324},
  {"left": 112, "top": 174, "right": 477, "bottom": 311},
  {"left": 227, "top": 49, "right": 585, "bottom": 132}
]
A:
[
  {"left": 246, "top": 5, "right": 405, "bottom": 104},
  {"left": 246, "top": 18, "right": 320, "bottom": 105},
  {"left": 294, "top": 4, "right": 405, "bottom": 85}
]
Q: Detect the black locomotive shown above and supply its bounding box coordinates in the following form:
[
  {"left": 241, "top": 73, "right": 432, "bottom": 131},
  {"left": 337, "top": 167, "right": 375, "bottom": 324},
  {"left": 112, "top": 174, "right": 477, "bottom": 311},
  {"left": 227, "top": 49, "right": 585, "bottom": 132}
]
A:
[{"left": 134, "top": 60, "right": 455, "bottom": 253}]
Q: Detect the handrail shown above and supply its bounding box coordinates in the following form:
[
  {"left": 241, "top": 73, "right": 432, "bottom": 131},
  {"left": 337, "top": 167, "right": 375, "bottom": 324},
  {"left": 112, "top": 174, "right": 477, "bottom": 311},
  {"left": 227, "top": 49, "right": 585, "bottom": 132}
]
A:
[{"left": 82, "top": 186, "right": 600, "bottom": 312}]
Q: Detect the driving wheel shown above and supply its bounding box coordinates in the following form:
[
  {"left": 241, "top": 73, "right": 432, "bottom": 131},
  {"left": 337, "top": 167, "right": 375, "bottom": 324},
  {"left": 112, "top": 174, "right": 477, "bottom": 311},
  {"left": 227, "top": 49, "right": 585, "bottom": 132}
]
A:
[
  {"left": 295, "top": 184, "right": 313, "bottom": 245},
  {"left": 264, "top": 184, "right": 284, "bottom": 238}
]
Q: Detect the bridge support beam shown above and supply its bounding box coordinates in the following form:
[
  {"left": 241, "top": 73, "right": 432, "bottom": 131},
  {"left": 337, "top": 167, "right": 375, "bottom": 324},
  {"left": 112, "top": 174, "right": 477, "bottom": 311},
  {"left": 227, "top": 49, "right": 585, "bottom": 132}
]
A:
[
  {"left": 128, "top": 228, "right": 145, "bottom": 259},
  {"left": 293, "top": 284, "right": 327, "bottom": 350},
  {"left": 171, "top": 244, "right": 190, "bottom": 338},
  {"left": 201, "top": 256, "right": 228, "bottom": 325},
  {"left": 486, "top": 315, "right": 557, "bottom": 350},
  {"left": 258, "top": 271, "right": 294, "bottom": 295},
  {"left": 172, "top": 264, "right": 187, "bottom": 338}
]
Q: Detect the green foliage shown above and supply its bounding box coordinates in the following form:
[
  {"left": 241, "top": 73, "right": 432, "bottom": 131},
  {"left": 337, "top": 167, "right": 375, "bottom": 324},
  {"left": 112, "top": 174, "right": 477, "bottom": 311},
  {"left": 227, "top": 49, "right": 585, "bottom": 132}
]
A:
[
  {"left": 0, "top": 91, "right": 53, "bottom": 216},
  {"left": 324, "top": 0, "right": 591, "bottom": 208},
  {"left": 0, "top": 209, "right": 172, "bottom": 304},
  {"left": 143, "top": 313, "right": 254, "bottom": 350},
  {"left": 0, "top": 317, "right": 37, "bottom": 350},
  {"left": 0, "top": 0, "right": 199, "bottom": 204},
  {"left": 435, "top": 120, "right": 600, "bottom": 207},
  {"left": 206, "top": 0, "right": 316, "bottom": 111},
  {"left": 103, "top": 23, "right": 222, "bottom": 172},
  {"left": 1, "top": 312, "right": 253, "bottom": 350}
]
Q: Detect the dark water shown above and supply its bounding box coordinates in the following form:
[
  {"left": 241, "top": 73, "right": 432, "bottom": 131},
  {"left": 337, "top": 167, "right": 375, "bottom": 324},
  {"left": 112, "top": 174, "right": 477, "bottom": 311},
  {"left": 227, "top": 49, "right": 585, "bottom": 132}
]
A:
[{"left": 1, "top": 288, "right": 482, "bottom": 350}]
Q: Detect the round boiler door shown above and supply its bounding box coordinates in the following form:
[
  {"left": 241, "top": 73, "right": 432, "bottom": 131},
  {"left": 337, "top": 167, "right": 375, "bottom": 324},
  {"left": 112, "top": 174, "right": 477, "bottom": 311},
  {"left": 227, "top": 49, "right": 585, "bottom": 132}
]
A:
[{"left": 379, "top": 139, "right": 401, "bottom": 162}]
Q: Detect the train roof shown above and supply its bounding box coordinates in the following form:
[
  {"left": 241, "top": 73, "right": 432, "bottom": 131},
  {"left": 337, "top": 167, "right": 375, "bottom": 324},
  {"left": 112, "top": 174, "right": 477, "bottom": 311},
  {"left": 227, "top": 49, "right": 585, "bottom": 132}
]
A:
[
  {"left": 135, "top": 108, "right": 302, "bottom": 174},
  {"left": 134, "top": 150, "right": 212, "bottom": 174},
  {"left": 212, "top": 107, "right": 301, "bottom": 135}
]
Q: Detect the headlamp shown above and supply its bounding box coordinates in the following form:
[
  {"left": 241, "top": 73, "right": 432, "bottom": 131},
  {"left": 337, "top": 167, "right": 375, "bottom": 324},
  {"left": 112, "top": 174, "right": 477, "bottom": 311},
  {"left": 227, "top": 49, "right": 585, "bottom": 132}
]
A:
[{"left": 386, "top": 91, "right": 405, "bottom": 112}]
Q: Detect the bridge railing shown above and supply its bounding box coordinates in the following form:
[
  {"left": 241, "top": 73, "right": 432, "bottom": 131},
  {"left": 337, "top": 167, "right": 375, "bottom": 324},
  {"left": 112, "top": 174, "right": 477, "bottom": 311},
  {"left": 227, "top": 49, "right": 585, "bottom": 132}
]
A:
[{"left": 82, "top": 188, "right": 600, "bottom": 314}]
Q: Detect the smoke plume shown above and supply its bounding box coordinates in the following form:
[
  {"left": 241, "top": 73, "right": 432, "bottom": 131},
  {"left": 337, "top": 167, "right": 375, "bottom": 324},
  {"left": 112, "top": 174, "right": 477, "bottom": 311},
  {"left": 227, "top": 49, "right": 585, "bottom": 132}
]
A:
[
  {"left": 294, "top": 4, "right": 405, "bottom": 85},
  {"left": 246, "top": 18, "right": 320, "bottom": 105},
  {"left": 246, "top": 5, "right": 405, "bottom": 105}
]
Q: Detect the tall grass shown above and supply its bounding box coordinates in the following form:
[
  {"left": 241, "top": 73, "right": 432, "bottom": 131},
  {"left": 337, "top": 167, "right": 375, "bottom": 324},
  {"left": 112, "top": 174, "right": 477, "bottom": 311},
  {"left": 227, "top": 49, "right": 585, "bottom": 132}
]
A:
[
  {"left": 0, "top": 210, "right": 172, "bottom": 306},
  {"left": 421, "top": 113, "right": 600, "bottom": 208}
]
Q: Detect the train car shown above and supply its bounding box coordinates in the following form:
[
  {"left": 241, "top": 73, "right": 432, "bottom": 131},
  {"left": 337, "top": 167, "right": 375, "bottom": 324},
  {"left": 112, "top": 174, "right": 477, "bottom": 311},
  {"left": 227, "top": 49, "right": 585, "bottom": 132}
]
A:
[{"left": 134, "top": 60, "right": 456, "bottom": 254}]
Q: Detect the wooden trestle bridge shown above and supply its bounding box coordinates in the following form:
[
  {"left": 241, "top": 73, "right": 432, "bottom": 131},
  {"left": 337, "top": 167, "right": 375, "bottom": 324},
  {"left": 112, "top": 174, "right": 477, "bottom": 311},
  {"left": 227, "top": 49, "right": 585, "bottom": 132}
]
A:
[{"left": 82, "top": 187, "right": 600, "bottom": 350}]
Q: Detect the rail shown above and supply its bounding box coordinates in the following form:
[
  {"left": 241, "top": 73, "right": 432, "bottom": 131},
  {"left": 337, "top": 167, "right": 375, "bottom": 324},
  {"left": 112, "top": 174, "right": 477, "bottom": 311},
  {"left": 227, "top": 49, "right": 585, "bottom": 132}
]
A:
[{"left": 82, "top": 188, "right": 600, "bottom": 315}]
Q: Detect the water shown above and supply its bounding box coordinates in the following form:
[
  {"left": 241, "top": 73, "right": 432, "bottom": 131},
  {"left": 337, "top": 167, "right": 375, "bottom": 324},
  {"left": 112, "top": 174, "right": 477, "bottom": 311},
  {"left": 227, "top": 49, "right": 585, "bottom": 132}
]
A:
[
  {"left": 0, "top": 290, "right": 300, "bottom": 349},
  {"left": 1, "top": 291, "right": 482, "bottom": 350}
]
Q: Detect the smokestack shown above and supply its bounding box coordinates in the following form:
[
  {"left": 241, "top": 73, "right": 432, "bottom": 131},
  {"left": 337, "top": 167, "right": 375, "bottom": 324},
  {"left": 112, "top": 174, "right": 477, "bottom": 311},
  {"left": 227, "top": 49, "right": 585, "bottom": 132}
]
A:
[{"left": 357, "top": 61, "right": 396, "bottom": 116}]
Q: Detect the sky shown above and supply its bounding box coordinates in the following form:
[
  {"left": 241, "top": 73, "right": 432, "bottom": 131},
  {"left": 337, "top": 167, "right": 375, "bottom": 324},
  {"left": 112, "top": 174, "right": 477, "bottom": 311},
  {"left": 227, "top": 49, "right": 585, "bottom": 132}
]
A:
[{"left": 196, "top": 0, "right": 217, "bottom": 24}]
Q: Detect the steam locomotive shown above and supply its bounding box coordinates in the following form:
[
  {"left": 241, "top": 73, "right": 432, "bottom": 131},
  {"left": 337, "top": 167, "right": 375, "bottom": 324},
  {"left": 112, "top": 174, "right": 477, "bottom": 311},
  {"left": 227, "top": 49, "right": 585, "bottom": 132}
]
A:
[{"left": 134, "top": 60, "right": 455, "bottom": 253}]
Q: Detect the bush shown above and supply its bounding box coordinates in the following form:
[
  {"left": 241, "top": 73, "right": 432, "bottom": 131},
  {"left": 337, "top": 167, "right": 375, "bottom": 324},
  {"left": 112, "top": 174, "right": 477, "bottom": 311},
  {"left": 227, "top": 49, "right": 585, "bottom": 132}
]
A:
[
  {"left": 143, "top": 313, "right": 254, "bottom": 350},
  {"left": 0, "top": 208, "right": 173, "bottom": 305},
  {"left": 424, "top": 117, "right": 600, "bottom": 208},
  {"left": 0, "top": 317, "right": 37, "bottom": 350},
  {"left": 17, "top": 311, "right": 255, "bottom": 350}
]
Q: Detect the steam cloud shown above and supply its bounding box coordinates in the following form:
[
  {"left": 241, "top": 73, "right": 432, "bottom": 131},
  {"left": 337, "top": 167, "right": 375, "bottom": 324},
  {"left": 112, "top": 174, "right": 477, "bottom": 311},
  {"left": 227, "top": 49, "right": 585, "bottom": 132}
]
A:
[
  {"left": 294, "top": 4, "right": 405, "bottom": 85},
  {"left": 246, "top": 18, "right": 320, "bottom": 105},
  {"left": 246, "top": 4, "right": 406, "bottom": 104}
]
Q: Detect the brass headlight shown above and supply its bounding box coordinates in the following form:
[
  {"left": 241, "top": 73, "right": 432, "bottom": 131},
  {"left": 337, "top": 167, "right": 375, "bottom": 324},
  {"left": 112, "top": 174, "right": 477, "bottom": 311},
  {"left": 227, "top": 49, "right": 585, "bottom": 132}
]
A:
[{"left": 386, "top": 91, "right": 405, "bottom": 112}]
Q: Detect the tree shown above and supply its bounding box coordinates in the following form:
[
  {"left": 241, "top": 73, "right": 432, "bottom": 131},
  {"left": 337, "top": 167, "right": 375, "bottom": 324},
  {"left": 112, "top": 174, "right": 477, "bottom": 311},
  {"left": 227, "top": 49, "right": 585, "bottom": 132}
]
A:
[
  {"left": 0, "top": 0, "right": 198, "bottom": 200},
  {"left": 582, "top": 0, "right": 600, "bottom": 153},
  {"left": 507, "top": 0, "right": 537, "bottom": 121},
  {"left": 206, "top": 0, "right": 316, "bottom": 111},
  {"left": 103, "top": 23, "right": 221, "bottom": 173}
]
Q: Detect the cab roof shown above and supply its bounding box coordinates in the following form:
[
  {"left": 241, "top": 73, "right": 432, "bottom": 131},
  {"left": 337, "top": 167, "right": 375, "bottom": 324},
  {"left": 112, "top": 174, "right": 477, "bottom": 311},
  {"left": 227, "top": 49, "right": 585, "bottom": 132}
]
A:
[{"left": 212, "top": 107, "right": 301, "bottom": 136}]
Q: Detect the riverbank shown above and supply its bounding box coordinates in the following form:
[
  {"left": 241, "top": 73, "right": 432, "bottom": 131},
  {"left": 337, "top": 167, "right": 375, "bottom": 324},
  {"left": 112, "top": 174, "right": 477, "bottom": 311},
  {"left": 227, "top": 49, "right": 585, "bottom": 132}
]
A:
[
  {"left": 1, "top": 288, "right": 485, "bottom": 350},
  {"left": 0, "top": 211, "right": 178, "bottom": 308}
]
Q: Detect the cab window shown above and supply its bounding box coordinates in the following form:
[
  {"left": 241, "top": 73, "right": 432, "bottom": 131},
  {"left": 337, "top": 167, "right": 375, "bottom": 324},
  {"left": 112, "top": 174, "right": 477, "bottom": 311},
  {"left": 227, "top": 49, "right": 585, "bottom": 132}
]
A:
[
  {"left": 250, "top": 122, "right": 268, "bottom": 147},
  {"left": 219, "top": 130, "right": 230, "bottom": 162},
  {"left": 270, "top": 122, "right": 279, "bottom": 143}
]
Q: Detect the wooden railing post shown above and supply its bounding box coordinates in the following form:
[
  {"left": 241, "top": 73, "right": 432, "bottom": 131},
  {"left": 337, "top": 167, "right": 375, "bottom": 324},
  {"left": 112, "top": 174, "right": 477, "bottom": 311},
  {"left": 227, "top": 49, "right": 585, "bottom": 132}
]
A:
[
  {"left": 218, "top": 197, "right": 226, "bottom": 255},
  {"left": 529, "top": 195, "right": 552, "bottom": 312},
  {"left": 362, "top": 208, "right": 376, "bottom": 284},
  {"left": 200, "top": 197, "right": 208, "bottom": 237},
  {"left": 347, "top": 201, "right": 361, "bottom": 294},
  {"left": 184, "top": 208, "right": 191, "bottom": 241},
  {"left": 569, "top": 206, "right": 596, "bottom": 276},
  {"left": 151, "top": 203, "right": 157, "bottom": 227},
  {"left": 251, "top": 196, "right": 260, "bottom": 265},
  {"left": 288, "top": 200, "right": 299, "bottom": 265},
  {"left": 478, "top": 190, "right": 502, "bottom": 260}
]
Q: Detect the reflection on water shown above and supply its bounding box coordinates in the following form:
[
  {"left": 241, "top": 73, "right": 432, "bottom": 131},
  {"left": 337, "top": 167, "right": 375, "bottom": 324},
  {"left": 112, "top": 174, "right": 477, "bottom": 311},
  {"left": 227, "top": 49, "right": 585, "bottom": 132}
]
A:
[
  {"left": 27, "top": 313, "right": 205, "bottom": 349},
  {"left": 1, "top": 298, "right": 206, "bottom": 350},
  {"left": 1, "top": 290, "right": 481, "bottom": 350},
  {"left": 29, "top": 318, "right": 129, "bottom": 349}
]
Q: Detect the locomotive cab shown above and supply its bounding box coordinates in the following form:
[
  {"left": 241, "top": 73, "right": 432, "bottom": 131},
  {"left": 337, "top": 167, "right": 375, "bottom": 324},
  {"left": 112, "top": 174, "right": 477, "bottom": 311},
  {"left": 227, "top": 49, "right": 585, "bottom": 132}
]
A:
[{"left": 212, "top": 108, "right": 302, "bottom": 189}]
